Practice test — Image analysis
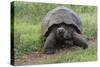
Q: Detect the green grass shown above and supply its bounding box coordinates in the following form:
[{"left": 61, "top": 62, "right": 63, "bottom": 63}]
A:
[
  {"left": 12, "top": 1, "right": 97, "bottom": 62},
  {"left": 14, "top": 23, "right": 42, "bottom": 56},
  {"left": 43, "top": 44, "right": 97, "bottom": 64},
  {"left": 80, "top": 13, "right": 97, "bottom": 39}
]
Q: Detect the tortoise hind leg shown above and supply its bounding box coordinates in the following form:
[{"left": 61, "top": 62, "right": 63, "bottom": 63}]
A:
[
  {"left": 43, "top": 32, "right": 56, "bottom": 54},
  {"left": 73, "top": 32, "right": 88, "bottom": 49}
]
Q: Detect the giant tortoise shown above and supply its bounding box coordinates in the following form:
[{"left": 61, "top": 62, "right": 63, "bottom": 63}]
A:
[{"left": 41, "top": 6, "right": 88, "bottom": 54}]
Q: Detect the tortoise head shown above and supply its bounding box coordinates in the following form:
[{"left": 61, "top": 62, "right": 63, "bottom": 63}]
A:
[
  {"left": 55, "top": 27, "right": 66, "bottom": 40},
  {"left": 56, "top": 27, "right": 65, "bottom": 36},
  {"left": 55, "top": 26, "right": 73, "bottom": 40}
]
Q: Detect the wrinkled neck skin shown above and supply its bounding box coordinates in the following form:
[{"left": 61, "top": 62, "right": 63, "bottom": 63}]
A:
[{"left": 64, "top": 28, "right": 73, "bottom": 40}]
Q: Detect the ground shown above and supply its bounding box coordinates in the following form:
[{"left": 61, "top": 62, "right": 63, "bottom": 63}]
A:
[{"left": 14, "top": 39, "right": 97, "bottom": 66}]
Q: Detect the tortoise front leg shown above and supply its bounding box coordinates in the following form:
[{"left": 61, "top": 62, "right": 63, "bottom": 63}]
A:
[
  {"left": 73, "top": 32, "right": 88, "bottom": 49},
  {"left": 43, "top": 32, "right": 56, "bottom": 54}
]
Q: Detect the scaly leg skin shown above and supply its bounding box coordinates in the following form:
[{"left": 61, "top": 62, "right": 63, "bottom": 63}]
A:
[
  {"left": 73, "top": 32, "right": 88, "bottom": 49},
  {"left": 43, "top": 32, "right": 56, "bottom": 54}
]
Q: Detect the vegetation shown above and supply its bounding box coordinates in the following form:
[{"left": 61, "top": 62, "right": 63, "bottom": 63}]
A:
[
  {"left": 11, "top": 1, "right": 97, "bottom": 64},
  {"left": 43, "top": 42, "right": 97, "bottom": 64}
]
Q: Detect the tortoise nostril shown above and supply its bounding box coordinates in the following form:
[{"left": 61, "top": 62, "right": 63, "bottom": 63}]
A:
[{"left": 57, "top": 27, "right": 65, "bottom": 33}]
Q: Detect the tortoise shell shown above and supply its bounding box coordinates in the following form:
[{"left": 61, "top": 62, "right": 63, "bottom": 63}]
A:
[{"left": 42, "top": 6, "right": 82, "bottom": 37}]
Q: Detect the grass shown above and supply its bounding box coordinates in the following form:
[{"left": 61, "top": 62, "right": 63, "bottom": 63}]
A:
[
  {"left": 80, "top": 13, "right": 97, "bottom": 39},
  {"left": 43, "top": 43, "right": 97, "bottom": 64},
  {"left": 11, "top": 1, "right": 97, "bottom": 64},
  {"left": 14, "top": 23, "right": 42, "bottom": 56}
]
